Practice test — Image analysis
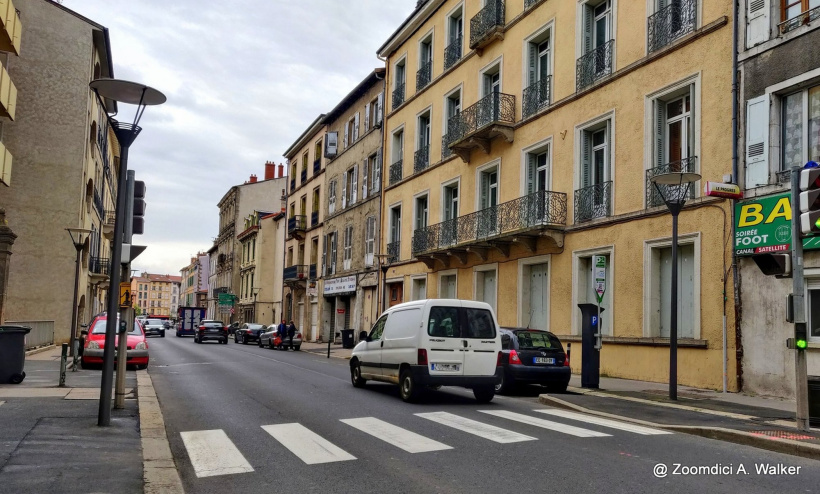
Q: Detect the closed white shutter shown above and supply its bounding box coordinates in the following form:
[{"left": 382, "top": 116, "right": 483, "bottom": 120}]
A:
[
  {"left": 583, "top": 5, "right": 593, "bottom": 54},
  {"left": 341, "top": 171, "right": 348, "bottom": 209},
  {"left": 480, "top": 172, "right": 489, "bottom": 209},
  {"left": 330, "top": 233, "right": 337, "bottom": 274},
  {"left": 362, "top": 158, "right": 369, "bottom": 199},
  {"left": 528, "top": 42, "right": 538, "bottom": 86},
  {"left": 343, "top": 124, "right": 349, "bottom": 149},
  {"left": 746, "top": 0, "right": 770, "bottom": 48},
  {"left": 376, "top": 92, "right": 384, "bottom": 125},
  {"left": 364, "top": 103, "right": 370, "bottom": 132},
  {"left": 527, "top": 153, "right": 536, "bottom": 195},
  {"left": 353, "top": 112, "right": 360, "bottom": 141},
  {"left": 322, "top": 234, "right": 328, "bottom": 276},
  {"left": 351, "top": 164, "right": 358, "bottom": 204},
  {"left": 581, "top": 131, "right": 591, "bottom": 188},
  {"left": 745, "top": 95, "right": 770, "bottom": 188},
  {"left": 373, "top": 149, "right": 382, "bottom": 192},
  {"left": 656, "top": 99, "right": 665, "bottom": 168}
]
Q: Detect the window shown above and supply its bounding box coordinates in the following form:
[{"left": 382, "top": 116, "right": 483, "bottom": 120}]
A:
[
  {"left": 415, "top": 111, "right": 431, "bottom": 172},
  {"left": 392, "top": 130, "right": 404, "bottom": 165},
  {"left": 645, "top": 235, "right": 699, "bottom": 339},
  {"left": 390, "top": 206, "right": 402, "bottom": 244},
  {"left": 418, "top": 34, "right": 433, "bottom": 91},
  {"left": 478, "top": 164, "right": 499, "bottom": 236},
  {"left": 393, "top": 59, "right": 406, "bottom": 109},
  {"left": 314, "top": 139, "right": 322, "bottom": 166},
  {"left": 445, "top": 6, "right": 464, "bottom": 70},
  {"left": 343, "top": 225, "right": 353, "bottom": 270},
  {"left": 412, "top": 277, "right": 427, "bottom": 300},
  {"left": 782, "top": 0, "right": 820, "bottom": 29},
  {"left": 365, "top": 216, "right": 376, "bottom": 266},
  {"left": 577, "top": 120, "right": 612, "bottom": 221},
  {"left": 302, "top": 152, "right": 308, "bottom": 172},
  {"left": 440, "top": 273, "right": 457, "bottom": 299},
  {"left": 323, "top": 232, "right": 337, "bottom": 276},
  {"left": 311, "top": 237, "right": 319, "bottom": 268},
  {"left": 328, "top": 179, "right": 337, "bottom": 215},
  {"left": 442, "top": 181, "right": 459, "bottom": 246},
  {"left": 364, "top": 93, "right": 384, "bottom": 133},
  {"left": 344, "top": 113, "right": 360, "bottom": 149},
  {"left": 368, "top": 152, "right": 381, "bottom": 195},
  {"left": 526, "top": 144, "right": 550, "bottom": 195},
  {"left": 524, "top": 28, "right": 552, "bottom": 117},
  {"left": 782, "top": 84, "right": 820, "bottom": 172},
  {"left": 312, "top": 188, "right": 320, "bottom": 219},
  {"left": 474, "top": 266, "right": 498, "bottom": 312},
  {"left": 415, "top": 195, "right": 429, "bottom": 231},
  {"left": 578, "top": 0, "right": 614, "bottom": 90},
  {"left": 445, "top": 89, "right": 461, "bottom": 134},
  {"left": 341, "top": 165, "right": 358, "bottom": 209},
  {"left": 654, "top": 87, "right": 695, "bottom": 170}
]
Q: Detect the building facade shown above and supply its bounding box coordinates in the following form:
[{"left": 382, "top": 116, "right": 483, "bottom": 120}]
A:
[
  {"left": 237, "top": 210, "right": 285, "bottom": 326},
  {"left": 1, "top": 0, "right": 120, "bottom": 343},
  {"left": 377, "top": 0, "right": 738, "bottom": 390},
  {"left": 737, "top": 0, "right": 820, "bottom": 398},
  {"left": 180, "top": 251, "right": 209, "bottom": 308},
  {"left": 321, "top": 69, "right": 385, "bottom": 339},
  {"left": 130, "top": 273, "right": 181, "bottom": 317},
  {"left": 0, "top": 0, "right": 20, "bottom": 187}
]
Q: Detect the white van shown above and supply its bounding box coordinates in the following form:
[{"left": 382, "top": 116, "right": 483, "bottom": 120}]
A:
[{"left": 349, "top": 299, "right": 502, "bottom": 403}]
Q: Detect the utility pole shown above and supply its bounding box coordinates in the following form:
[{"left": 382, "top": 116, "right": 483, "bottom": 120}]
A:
[
  {"left": 115, "top": 171, "right": 136, "bottom": 409},
  {"left": 790, "top": 166, "right": 811, "bottom": 431}
]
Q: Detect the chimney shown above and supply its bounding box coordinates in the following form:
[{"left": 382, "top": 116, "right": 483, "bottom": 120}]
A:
[
  {"left": 264, "top": 161, "right": 275, "bottom": 180},
  {"left": 278, "top": 163, "right": 284, "bottom": 178},
  {"left": 249, "top": 174, "right": 258, "bottom": 183}
]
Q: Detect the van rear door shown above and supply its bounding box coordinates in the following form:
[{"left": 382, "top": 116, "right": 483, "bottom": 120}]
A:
[
  {"left": 381, "top": 307, "right": 422, "bottom": 382},
  {"left": 425, "top": 303, "right": 465, "bottom": 378},
  {"left": 461, "top": 305, "right": 500, "bottom": 377}
]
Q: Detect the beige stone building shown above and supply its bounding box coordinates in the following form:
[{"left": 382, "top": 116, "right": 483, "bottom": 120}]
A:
[
  {"left": 179, "top": 252, "right": 209, "bottom": 308},
  {"left": 131, "top": 273, "right": 181, "bottom": 317},
  {"left": 237, "top": 210, "right": 285, "bottom": 326}
]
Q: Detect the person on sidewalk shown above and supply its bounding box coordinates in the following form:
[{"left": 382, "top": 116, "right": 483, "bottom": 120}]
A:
[
  {"left": 287, "top": 320, "right": 297, "bottom": 350},
  {"left": 276, "top": 319, "right": 287, "bottom": 349}
]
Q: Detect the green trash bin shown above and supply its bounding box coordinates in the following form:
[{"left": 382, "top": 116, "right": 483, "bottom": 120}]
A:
[{"left": 0, "top": 325, "right": 31, "bottom": 384}]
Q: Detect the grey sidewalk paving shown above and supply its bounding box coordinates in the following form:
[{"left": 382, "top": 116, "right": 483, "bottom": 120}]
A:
[
  {"left": 0, "top": 346, "right": 143, "bottom": 493},
  {"left": 300, "top": 340, "right": 353, "bottom": 359}
]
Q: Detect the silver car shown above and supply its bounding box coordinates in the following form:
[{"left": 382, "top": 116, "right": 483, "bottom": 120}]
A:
[
  {"left": 260, "top": 324, "right": 302, "bottom": 350},
  {"left": 143, "top": 318, "right": 166, "bottom": 338}
]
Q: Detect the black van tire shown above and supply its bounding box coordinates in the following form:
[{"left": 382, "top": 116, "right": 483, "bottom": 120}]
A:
[
  {"left": 399, "top": 369, "right": 420, "bottom": 402},
  {"left": 351, "top": 361, "right": 366, "bottom": 388},
  {"left": 494, "top": 372, "right": 511, "bottom": 394},
  {"left": 473, "top": 385, "right": 495, "bottom": 403}
]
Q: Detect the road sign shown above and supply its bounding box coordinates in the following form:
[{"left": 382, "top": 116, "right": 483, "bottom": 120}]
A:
[
  {"left": 119, "top": 282, "right": 131, "bottom": 308},
  {"left": 593, "top": 255, "right": 607, "bottom": 304},
  {"left": 218, "top": 293, "right": 234, "bottom": 305}
]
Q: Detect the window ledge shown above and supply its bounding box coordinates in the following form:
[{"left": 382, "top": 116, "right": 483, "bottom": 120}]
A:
[{"left": 554, "top": 334, "right": 708, "bottom": 348}]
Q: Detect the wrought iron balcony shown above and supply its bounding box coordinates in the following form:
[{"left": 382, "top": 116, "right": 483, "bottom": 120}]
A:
[
  {"left": 89, "top": 256, "right": 111, "bottom": 277},
  {"left": 311, "top": 211, "right": 319, "bottom": 227},
  {"left": 646, "top": 157, "right": 697, "bottom": 208},
  {"left": 576, "top": 40, "right": 614, "bottom": 91},
  {"left": 412, "top": 190, "right": 567, "bottom": 259},
  {"left": 779, "top": 5, "right": 820, "bottom": 34},
  {"left": 470, "top": 0, "right": 505, "bottom": 51},
  {"left": 416, "top": 60, "right": 432, "bottom": 91},
  {"left": 387, "top": 241, "right": 400, "bottom": 264},
  {"left": 776, "top": 169, "right": 792, "bottom": 184},
  {"left": 393, "top": 82, "right": 405, "bottom": 109},
  {"left": 287, "top": 215, "right": 307, "bottom": 237},
  {"left": 309, "top": 264, "right": 317, "bottom": 279},
  {"left": 93, "top": 188, "right": 104, "bottom": 218},
  {"left": 300, "top": 169, "right": 307, "bottom": 183},
  {"left": 389, "top": 159, "right": 403, "bottom": 186},
  {"left": 647, "top": 0, "right": 697, "bottom": 53},
  {"left": 574, "top": 181, "right": 612, "bottom": 223},
  {"left": 444, "top": 35, "right": 463, "bottom": 71},
  {"left": 522, "top": 76, "right": 551, "bottom": 119},
  {"left": 413, "top": 145, "right": 430, "bottom": 174},
  {"left": 445, "top": 92, "right": 516, "bottom": 162},
  {"left": 524, "top": 0, "right": 539, "bottom": 8},
  {"left": 290, "top": 178, "right": 296, "bottom": 192},
  {"left": 283, "top": 264, "right": 308, "bottom": 281},
  {"left": 313, "top": 158, "right": 321, "bottom": 174},
  {"left": 441, "top": 134, "right": 453, "bottom": 160}
]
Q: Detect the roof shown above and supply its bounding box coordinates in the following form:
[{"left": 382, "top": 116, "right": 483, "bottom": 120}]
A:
[
  {"left": 377, "top": 0, "right": 445, "bottom": 58},
  {"left": 143, "top": 273, "right": 182, "bottom": 283},
  {"left": 324, "top": 68, "right": 386, "bottom": 123},
  {"left": 283, "top": 114, "right": 326, "bottom": 159}
]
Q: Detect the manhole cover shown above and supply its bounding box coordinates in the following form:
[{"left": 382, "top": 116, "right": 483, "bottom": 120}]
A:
[{"left": 748, "top": 430, "right": 817, "bottom": 441}]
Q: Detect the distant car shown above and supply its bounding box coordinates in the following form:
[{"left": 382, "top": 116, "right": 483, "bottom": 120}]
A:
[
  {"left": 194, "top": 320, "right": 228, "bottom": 344},
  {"left": 495, "top": 328, "right": 570, "bottom": 394},
  {"left": 81, "top": 314, "right": 149, "bottom": 370},
  {"left": 143, "top": 318, "right": 166, "bottom": 338},
  {"left": 234, "top": 323, "right": 266, "bottom": 344},
  {"left": 228, "top": 322, "right": 240, "bottom": 335},
  {"left": 260, "top": 325, "right": 302, "bottom": 350}
]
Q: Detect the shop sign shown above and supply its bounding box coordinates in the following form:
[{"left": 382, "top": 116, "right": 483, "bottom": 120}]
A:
[
  {"left": 323, "top": 275, "right": 356, "bottom": 295},
  {"left": 734, "top": 192, "right": 820, "bottom": 255}
]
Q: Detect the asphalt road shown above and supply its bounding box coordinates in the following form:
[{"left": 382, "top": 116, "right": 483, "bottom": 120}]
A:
[{"left": 147, "top": 335, "right": 820, "bottom": 494}]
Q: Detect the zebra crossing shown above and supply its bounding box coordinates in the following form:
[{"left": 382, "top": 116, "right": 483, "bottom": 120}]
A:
[{"left": 179, "top": 408, "right": 672, "bottom": 478}]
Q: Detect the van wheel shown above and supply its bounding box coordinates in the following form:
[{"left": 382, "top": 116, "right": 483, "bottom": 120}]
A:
[
  {"left": 351, "top": 362, "right": 366, "bottom": 388},
  {"left": 495, "top": 372, "right": 512, "bottom": 394},
  {"left": 473, "top": 385, "right": 495, "bottom": 403},
  {"left": 399, "top": 369, "right": 420, "bottom": 403}
]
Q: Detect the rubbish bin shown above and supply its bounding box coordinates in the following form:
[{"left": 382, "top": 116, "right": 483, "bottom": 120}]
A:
[
  {"left": 809, "top": 376, "right": 820, "bottom": 427},
  {"left": 0, "top": 325, "right": 31, "bottom": 384},
  {"left": 341, "top": 329, "right": 355, "bottom": 349}
]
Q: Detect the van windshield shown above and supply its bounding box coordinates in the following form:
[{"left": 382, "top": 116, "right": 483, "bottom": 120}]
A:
[{"left": 427, "top": 307, "right": 496, "bottom": 339}]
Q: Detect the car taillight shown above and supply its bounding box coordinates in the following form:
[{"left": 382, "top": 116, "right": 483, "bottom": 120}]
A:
[
  {"left": 509, "top": 349, "right": 522, "bottom": 365},
  {"left": 199, "top": 326, "right": 205, "bottom": 330},
  {"left": 223, "top": 327, "right": 228, "bottom": 332},
  {"left": 564, "top": 353, "right": 570, "bottom": 367},
  {"left": 417, "top": 349, "right": 428, "bottom": 366}
]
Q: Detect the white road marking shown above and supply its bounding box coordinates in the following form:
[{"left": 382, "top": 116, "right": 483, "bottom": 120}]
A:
[
  {"left": 415, "top": 412, "right": 537, "bottom": 443},
  {"left": 479, "top": 410, "right": 611, "bottom": 438},
  {"left": 536, "top": 409, "right": 673, "bottom": 435},
  {"left": 0, "top": 401, "right": 4, "bottom": 407},
  {"left": 180, "top": 429, "right": 254, "bottom": 478},
  {"left": 341, "top": 417, "right": 453, "bottom": 453},
  {"left": 261, "top": 423, "right": 356, "bottom": 464}
]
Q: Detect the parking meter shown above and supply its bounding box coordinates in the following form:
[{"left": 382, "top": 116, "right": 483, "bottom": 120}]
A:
[{"left": 577, "top": 303, "right": 604, "bottom": 389}]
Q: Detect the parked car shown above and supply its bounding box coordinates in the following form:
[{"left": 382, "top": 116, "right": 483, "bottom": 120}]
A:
[
  {"left": 228, "top": 322, "right": 240, "bottom": 335},
  {"left": 350, "top": 299, "right": 502, "bottom": 403},
  {"left": 194, "top": 320, "right": 228, "bottom": 344},
  {"left": 81, "top": 314, "right": 149, "bottom": 370},
  {"left": 234, "top": 323, "right": 266, "bottom": 344},
  {"left": 259, "top": 325, "right": 302, "bottom": 350},
  {"left": 495, "top": 328, "right": 570, "bottom": 394},
  {"left": 142, "top": 318, "right": 166, "bottom": 338}
]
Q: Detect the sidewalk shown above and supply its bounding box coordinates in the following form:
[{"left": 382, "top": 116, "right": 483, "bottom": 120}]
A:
[
  {"left": 300, "top": 340, "right": 353, "bottom": 359},
  {"left": 539, "top": 374, "right": 820, "bottom": 460},
  {"left": 0, "top": 346, "right": 145, "bottom": 493}
]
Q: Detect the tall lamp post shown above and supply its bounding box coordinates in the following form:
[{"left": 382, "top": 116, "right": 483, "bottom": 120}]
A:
[
  {"left": 252, "top": 287, "right": 261, "bottom": 322},
  {"left": 90, "top": 78, "right": 165, "bottom": 426},
  {"left": 374, "top": 254, "right": 393, "bottom": 315},
  {"left": 650, "top": 170, "right": 701, "bottom": 401},
  {"left": 66, "top": 228, "right": 91, "bottom": 369}
]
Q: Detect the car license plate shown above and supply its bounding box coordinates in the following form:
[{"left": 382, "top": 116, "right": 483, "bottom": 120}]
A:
[
  {"left": 431, "top": 363, "right": 460, "bottom": 372},
  {"left": 534, "top": 357, "right": 555, "bottom": 364}
]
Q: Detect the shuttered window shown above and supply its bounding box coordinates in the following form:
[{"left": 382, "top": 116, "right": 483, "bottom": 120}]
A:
[
  {"left": 746, "top": 0, "right": 770, "bottom": 47},
  {"left": 745, "top": 95, "right": 770, "bottom": 187},
  {"left": 365, "top": 216, "right": 375, "bottom": 266}
]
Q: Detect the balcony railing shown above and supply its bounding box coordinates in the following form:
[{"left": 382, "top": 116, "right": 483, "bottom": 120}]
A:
[
  {"left": 444, "top": 34, "right": 463, "bottom": 70},
  {"left": 776, "top": 169, "right": 792, "bottom": 184},
  {"left": 779, "top": 5, "right": 820, "bottom": 34},
  {"left": 646, "top": 157, "right": 697, "bottom": 208},
  {"left": 93, "top": 189, "right": 104, "bottom": 218},
  {"left": 387, "top": 241, "right": 400, "bottom": 264},
  {"left": 414, "top": 145, "right": 430, "bottom": 174},
  {"left": 470, "top": 0, "right": 505, "bottom": 50},
  {"left": 290, "top": 178, "right": 296, "bottom": 192},
  {"left": 300, "top": 169, "right": 307, "bottom": 183},
  {"left": 287, "top": 215, "right": 307, "bottom": 236},
  {"left": 389, "top": 159, "right": 403, "bottom": 186},
  {"left": 416, "top": 60, "right": 432, "bottom": 91},
  {"left": 393, "top": 81, "right": 405, "bottom": 108},
  {"left": 441, "top": 134, "right": 453, "bottom": 160},
  {"left": 309, "top": 264, "right": 317, "bottom": 279},
  {"left": 445, "top": 92, "right": 516, "bottom": 148},
  {"left": 412, "top": 190, "right": 567, "bottom": 256},
  {"left": 311, "top": 211, "right": 319, "bottom": 227},
  {"left": 525, "top": 0, "right": 539, "bottom": 8},
  {"left": 647, "top": 0, "right": 697, "bottom": 53},
  {"left": 574, "top": 181, "right": 613, "bottom": 223},
  {"left": 522, "top": 76, "right": 551, "bottom": 119},
  {"left": 576, "top": 40, "right": 614, "bottom": 91},
  {"left": 283, "top": 264, "right": 308, "bottom": 281},
  {"left": 313, "top": 158, "right": 321, "bottom": 174},
  {"left": 89, "top": 256, "right": 110, "bottom": 276}
]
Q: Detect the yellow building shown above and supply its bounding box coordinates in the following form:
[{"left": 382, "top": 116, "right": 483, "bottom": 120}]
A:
[
  {"left": 377, "top": 0, "right": 738, "bottom": 390},
  {"left": 131, "top": 273, "right": 181, "bottom": 317}
]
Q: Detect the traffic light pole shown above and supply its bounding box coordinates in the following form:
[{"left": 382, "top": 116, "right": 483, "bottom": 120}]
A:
[{"left": 790, "top": 166, "right": 810, "bottom": 432}]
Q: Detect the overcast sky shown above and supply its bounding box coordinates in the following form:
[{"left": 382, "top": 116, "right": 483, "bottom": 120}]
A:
[{"left": 63, "top": 0, "right": 418, "bottom": 276}]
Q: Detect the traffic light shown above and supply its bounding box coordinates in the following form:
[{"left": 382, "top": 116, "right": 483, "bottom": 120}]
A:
[
  {"left": 132, "top": 180, "right": 146, "bottom": 235},
  {"left": 752, "top": 253, "right": 791, "bottom": 277},
  {"left": 798, "top": 166, "right": 820, "bottom": 236}
]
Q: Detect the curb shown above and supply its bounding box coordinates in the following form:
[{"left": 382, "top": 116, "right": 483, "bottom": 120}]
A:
[
  {"left": 136, "top": 370, "right": 184, "bottom": 494},
  {"left": 538, "top": 394, "right": 820, "bottom": 461},
  {"left": 25, "top": 345, "right": 55, "bottom": 357}
]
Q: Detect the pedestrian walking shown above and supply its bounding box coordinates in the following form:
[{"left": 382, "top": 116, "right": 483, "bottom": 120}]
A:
[{"left": 287, "top": 320, "right": 297, "bottom": 350}]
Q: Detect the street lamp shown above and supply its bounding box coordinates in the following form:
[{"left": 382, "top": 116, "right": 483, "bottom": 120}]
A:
[
  {"left": 374, "top": 254, "right": 393, "bottom": 315},
  {"left": 252, "top": 287, "right": 261, "bottom": 322},
  {"left": 89, "top": 78, "right": 165, "bottom": 426},
  {"left": 66, "top": 227, "right": 91, "bottom": 369},
  {"left": 650, "top": 170, "right": 701, "bottom": 401}
]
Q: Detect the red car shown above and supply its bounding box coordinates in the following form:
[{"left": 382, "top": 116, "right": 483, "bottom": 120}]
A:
[{"left": 81, "top": 313, "right": 149, "bottom": 370}]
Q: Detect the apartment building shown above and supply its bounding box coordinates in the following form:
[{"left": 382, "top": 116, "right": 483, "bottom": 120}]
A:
[
  {"left": 377, "top": 0, "right": 737, "bottom": 390},
  {"left": 737, "top": 0, "right": 820, "bottom": 398},
  {"left": 131, "top": 273, "right": 181, "bottom": 317},
  {"left": 237, "top": 210, "right": 285, "bottom": 325},
  {"left": 283, "top": 116, "right": 327, "bottom": 341},
  {"left": 322, "top": 69, "right": 385, "bottom": 340},
  {"left": 180, "top": 252, "right": 209, "bottom": 308}
]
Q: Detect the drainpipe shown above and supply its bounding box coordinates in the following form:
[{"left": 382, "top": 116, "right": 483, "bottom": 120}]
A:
[{"left": 729, "top": 0, "right": 741, "bottom": 394}]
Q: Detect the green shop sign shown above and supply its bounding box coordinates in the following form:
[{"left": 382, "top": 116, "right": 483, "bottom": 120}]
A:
[{"left": 734, "top": 192, "right": 820, "bottom": 255}]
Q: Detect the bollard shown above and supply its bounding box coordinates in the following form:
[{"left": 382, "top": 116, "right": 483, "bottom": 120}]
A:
[
  {"left": 59, "top": 343, "right": 68, "bottom": 387},
  {"left": 71, "top": 339, "right": 79, "bottom": 372},
  {"left": 566, "top": 342, "right": 571, "bottom": 366}
]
